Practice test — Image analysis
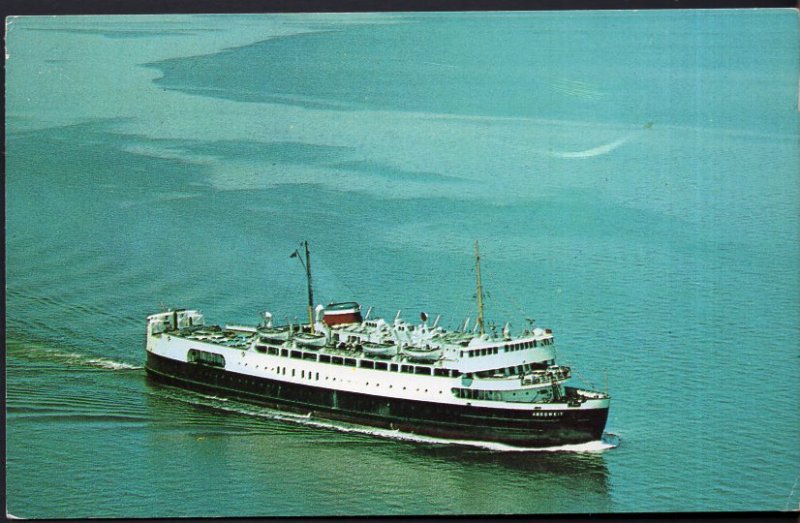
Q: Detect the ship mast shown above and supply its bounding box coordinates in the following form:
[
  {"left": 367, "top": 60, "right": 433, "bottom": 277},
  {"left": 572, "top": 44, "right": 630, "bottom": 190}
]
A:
[
  {"left": 474, "top": 240, "right": 485, "bottom": 336},
  {"left": 291, "top": 240, "right": 316, "bottom": 334}
]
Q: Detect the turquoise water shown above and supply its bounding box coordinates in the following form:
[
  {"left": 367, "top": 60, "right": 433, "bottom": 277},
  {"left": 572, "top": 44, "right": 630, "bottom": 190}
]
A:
[{"left": 5, "top": 10, "right": 799, "bottom": 517}]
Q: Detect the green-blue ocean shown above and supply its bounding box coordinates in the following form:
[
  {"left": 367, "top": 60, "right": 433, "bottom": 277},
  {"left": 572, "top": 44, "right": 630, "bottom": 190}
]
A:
[{"left": 5, "top": 10, "right": 799, "bottom": 517}]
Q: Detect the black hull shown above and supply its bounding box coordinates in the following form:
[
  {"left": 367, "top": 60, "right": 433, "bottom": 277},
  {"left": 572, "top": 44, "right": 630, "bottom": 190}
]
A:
[{"left": 145, "top": 351, "right": 608, "bottom": 447}]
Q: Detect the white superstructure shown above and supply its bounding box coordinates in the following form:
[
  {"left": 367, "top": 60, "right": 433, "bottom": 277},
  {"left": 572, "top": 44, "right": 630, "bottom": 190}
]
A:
[{"left": 146, "top": 305, "right": 608, "bottom": 412}]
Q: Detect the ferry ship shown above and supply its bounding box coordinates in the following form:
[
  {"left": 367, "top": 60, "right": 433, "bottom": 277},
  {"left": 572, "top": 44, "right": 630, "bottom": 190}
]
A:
[{"left": 145, "top": 241, "right": 610, "bottom": 447}]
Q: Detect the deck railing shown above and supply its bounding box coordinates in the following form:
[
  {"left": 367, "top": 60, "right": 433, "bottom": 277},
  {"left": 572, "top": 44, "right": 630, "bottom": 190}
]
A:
[{"left": 521, "top": 366, "right": 571, "bottom": 386}]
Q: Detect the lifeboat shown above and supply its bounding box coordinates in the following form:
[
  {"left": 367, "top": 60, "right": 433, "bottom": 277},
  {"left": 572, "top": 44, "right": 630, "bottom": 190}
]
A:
[
  {"left": 362, "top": 342, "right": 398, "bottom": 358},
  {"left": 402, "top": 344, "right": 442, "bottom": 362},
  {"left": 294, "top": 332, "right": 326, "bottom": 349}
]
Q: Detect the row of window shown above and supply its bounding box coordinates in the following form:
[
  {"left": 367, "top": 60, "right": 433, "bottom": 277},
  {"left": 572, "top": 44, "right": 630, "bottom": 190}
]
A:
[
  {"left": 224, "top": 346, "right": 558, "bottom": 391},
  {"left": 274, "top": 367, "right": 320, "bottom": 381},
  {"left": 506, "top": 341, "right": 534, "bottom": 352},
  {"left": 187, "top": 349, "right": 225, "bottom": 368},
  {"left": 452, "top": 387, "right": 503, "bottom": 401},
  {"left": 186, "top": 365, "right": 449, "bottom": 399},
  {"left": 460, "top": 338, "right": 553, "bottom": 359},
  {"left": 451, "top": 387, "right": 542, "bottom": 401},
  {"left": 272, "top": 365, "right": 446, "bottom": 395},
  {"left": 250, "top": 347, "right": 559, "bottom": 386},
  {"left": 256, "top": 341, "right": 555, "bottom": 371},
  {"left": 247, "top": 349, "right": 561, "bottom": 391},
  {"left": 473, "top": 361, "right": 555, "bottom": 379},
  {"left": 253, "top": 344, "right": 462, "bottom": 377},
  {"left": 462, "top": 347, "right": 500, "bottom": 358}
]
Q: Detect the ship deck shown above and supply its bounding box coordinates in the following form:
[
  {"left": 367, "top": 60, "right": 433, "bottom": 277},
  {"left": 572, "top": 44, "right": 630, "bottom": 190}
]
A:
[
  {"left": 176, "top": 325, "right": 256, "bottom": 350},
  {"left": 170, "top": 325, "right": 470, "bottom": 378},
  {"left": 166, "top": 324, "right": 575, "bottom": 390}
]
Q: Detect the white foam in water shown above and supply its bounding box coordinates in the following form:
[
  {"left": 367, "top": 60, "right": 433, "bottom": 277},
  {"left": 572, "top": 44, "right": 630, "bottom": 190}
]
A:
[
  {"left": 21, "top": 345, "right": 144, "bottom": 371},
  {"left": 84, "top": 358, "right": 144, "bottom": 371},
  {"left": 293, "top": 419, "right": 620, "bottom": 453},
  {"left": 197, "top": 393, "right": 229, "bottom": 402},
  {"left": 551, "top": 133, "right": 637, "bottom": 159}
]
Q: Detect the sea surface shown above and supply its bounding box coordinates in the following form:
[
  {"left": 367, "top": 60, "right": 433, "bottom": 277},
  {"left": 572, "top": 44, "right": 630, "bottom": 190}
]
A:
[{"left": 5, "top": 10, "right": 799, "bottom": 518}]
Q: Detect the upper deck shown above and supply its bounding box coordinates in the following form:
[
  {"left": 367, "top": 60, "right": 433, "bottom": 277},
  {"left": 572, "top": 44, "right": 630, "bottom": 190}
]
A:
[{"left": 148, "top": 306, "right": 559, "bottom": 378}]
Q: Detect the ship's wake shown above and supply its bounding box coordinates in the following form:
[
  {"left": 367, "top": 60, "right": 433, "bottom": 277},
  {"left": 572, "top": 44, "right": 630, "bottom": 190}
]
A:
[
  {"left": 7, "top": 341, "right": 144, "bottom": 371},
  {"left": 84, "top": 358, "right": 144, "bottom": 371},
  {"left": 55, "top": 351, "right": 144, "bottom": 371}
]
